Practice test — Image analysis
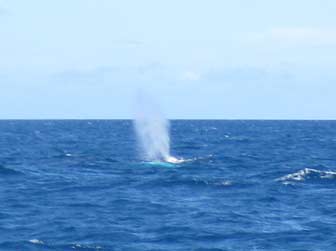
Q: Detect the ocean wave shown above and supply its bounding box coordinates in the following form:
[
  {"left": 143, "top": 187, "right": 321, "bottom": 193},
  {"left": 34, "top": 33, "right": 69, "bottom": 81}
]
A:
[
  {"left": 276, "top": 168, "right": 336, "bottom": 183},
  {"left": 0, "top": 165, "right": 22, "bottom": 176},
  {"left": 189, "top": 177, "right": 233, "bottom": 187},
  {"left": 71, "top": 243, "right": 103, "bottom": 250},
  {"left": 137, "top": 174, "right": 233, "bottom": 189},
  {"left": 176, "top": 144, "right": 203, "bottom": 150},
  {"left": 27, "top": 239, "right": 103, "bottom": 250},
  {"left": 141, "top": 155, "right": 214, "bottom": 167},
  {"left": 29, "top": 239, "right": 44, "bottom": 244}
]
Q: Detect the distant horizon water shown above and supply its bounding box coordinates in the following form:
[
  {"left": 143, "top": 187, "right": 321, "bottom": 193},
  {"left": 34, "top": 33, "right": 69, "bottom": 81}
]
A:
[{"left": 1, "top": 118, "right": 336, "bottom": 121}]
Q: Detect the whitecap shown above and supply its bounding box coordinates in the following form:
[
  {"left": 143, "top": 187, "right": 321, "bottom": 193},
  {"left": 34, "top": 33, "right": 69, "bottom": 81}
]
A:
[
  {"left": 72, "top": 243, "right": 103, "bottom": 249},
  {"left": 276, "top": 168, "right": 336, "bottom": 184},
  {"left": 211, "top": 180, "right": 233, "bottom": 187},
  {"left": 29, "top": 239, "right": 44, "bottom": 244}
]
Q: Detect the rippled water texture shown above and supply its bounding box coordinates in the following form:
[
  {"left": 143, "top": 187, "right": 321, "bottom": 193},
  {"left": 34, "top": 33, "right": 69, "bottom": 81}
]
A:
[{"left": 1, "top": 120, "right": 336, "bottom": 251}]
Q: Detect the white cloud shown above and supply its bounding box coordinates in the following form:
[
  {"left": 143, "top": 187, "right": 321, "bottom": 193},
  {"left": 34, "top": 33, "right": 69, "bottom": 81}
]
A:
[
  {"left": 246, "top": 27, "right": 336, "bottom": 46},
  {"left": 0, "top": 7, "right": 6, "bottom": 15},
  {"left": 271, "top": 28, "right": 336, "bottom": 45},
  {"left": 181, "top": 71, "right": 201, "bottom": 81}
]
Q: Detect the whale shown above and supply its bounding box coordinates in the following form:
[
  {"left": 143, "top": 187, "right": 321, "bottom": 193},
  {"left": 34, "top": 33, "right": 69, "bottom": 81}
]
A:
[
  {"left": 143, "top": 156, "right": 184, "bottom": 167},
  {"left": 164, "top": 156, "right": 184, "bottom": 164}
]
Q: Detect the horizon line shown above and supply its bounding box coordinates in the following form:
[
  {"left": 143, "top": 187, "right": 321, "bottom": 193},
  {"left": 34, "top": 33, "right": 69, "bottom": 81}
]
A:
[{"left": 0, "top": 118, "right": 336, "bottom": 121}]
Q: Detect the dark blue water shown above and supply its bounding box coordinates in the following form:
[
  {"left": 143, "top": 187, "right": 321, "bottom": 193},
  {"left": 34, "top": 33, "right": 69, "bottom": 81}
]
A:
[{"left": 1, "top": 120, "right": 336, "bottom": 251}]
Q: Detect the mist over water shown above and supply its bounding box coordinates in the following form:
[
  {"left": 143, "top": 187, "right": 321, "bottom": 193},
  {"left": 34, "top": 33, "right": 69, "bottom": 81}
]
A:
[{"left": 133, "top": 92, "right": 171, "bottom": 161}]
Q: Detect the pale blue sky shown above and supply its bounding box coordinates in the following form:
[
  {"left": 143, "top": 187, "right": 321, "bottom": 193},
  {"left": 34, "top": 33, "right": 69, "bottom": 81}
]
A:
[{"left": 0, "top": 0, "right": 335, "bottom": 119}]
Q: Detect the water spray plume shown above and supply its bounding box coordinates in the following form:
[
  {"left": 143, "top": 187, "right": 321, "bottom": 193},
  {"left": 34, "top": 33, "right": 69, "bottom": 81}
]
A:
[{"left": 133, "top": 91, "right": 182, "bottom": 164}]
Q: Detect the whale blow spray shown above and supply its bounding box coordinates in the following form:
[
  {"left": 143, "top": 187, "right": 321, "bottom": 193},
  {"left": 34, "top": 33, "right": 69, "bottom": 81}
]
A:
[
  {"left": 133, "top": 92, "right": 170, "bottom": 161},
  {"left": 133, "top": 92, "right": 182, "bottom": 164}
]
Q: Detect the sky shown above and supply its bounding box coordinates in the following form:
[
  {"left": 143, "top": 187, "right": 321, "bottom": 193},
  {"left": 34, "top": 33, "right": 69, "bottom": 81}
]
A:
[{"left": 0, "top": 0, "right": 335, "bottom": 119}]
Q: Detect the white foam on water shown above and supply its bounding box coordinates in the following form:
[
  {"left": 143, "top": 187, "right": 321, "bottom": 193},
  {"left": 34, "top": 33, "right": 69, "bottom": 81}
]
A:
[
  {"left": 29, "top": 239, "right": 44, "bottom": 244},
  {"left": 72, "top": 243, "right": 103, "bottom": 249},
  {"left": 276, "top": 168, "right": 336, "bottom": 184}
]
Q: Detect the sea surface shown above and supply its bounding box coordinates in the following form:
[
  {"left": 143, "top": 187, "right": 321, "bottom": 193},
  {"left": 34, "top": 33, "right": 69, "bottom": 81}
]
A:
[{"left": 1, "top": 120, "right": 336, "bottom": 251}]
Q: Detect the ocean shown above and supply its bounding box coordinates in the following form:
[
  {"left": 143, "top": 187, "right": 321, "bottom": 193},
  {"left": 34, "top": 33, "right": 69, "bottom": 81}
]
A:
[{"left": 1, "top": 120, "right": 336, "bottom": 251}]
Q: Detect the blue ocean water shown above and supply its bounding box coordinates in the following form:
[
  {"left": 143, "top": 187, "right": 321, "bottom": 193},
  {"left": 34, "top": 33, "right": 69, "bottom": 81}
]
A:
[{"left": 1, "top": 120, "right": 336, "bottom": 251}]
